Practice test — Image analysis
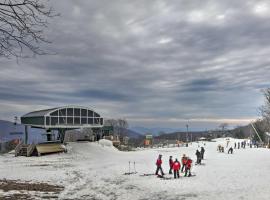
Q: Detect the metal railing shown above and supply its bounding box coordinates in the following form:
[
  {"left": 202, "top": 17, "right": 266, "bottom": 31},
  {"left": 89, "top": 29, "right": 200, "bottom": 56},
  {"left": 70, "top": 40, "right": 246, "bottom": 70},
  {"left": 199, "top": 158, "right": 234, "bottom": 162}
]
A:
[{"left": 14, "top": 141, "right": 23, "bottom": 157}]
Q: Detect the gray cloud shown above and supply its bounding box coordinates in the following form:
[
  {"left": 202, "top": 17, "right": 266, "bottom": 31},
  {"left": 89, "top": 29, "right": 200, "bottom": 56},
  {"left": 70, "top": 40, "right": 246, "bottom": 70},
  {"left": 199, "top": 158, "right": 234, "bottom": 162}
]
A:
[{"left": 0, "top": 0, "right": 270, "bottom": 129}]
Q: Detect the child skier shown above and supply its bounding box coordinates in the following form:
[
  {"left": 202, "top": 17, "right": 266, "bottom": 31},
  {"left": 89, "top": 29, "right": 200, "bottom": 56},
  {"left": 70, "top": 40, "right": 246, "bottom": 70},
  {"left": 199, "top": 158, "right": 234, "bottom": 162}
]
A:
[
  {"left": 169, "top": 156, "right": 173, "bottom": 174},
  {"left": 155, "top": 154, "right": 164, "bottom": 177},
  {"left": 173, "top": 158, "right": 181, "bottom": 179},
  {"left": 181, "top": 154, "right": 187, "bottom": 172},
  {"left": 185, "top": 157, "right": 192, "bottom": 177}
]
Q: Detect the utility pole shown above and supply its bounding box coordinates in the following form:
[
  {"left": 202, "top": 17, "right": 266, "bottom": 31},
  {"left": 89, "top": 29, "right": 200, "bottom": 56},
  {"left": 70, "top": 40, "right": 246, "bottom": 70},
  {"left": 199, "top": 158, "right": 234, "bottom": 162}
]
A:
[{"left": 186, "top": 124, "right": 189, "bottom": 142}]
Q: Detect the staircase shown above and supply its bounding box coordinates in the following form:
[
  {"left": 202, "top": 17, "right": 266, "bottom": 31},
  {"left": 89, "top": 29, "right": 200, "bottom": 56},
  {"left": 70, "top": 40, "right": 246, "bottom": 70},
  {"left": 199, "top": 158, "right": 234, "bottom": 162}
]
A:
[{"left": 15, "top": 143, "right": 36, "bottom": 157}]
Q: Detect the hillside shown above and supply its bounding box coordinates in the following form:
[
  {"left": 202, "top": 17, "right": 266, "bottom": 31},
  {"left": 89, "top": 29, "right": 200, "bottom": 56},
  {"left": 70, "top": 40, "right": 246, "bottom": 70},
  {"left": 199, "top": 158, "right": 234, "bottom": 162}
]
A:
[{"left": 1, "top": 138, "right": 270, "bottom": 199}]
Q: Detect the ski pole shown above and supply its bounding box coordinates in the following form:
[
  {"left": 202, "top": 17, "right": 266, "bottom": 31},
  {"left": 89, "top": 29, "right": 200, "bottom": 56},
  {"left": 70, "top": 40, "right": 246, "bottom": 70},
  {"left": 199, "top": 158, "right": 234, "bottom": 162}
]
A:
[
  {"left": 129, "top": 161, "right": 130, "bottom": 174},
  {"left": 134, "top": 161, "right": 137, "bottom": 173}
]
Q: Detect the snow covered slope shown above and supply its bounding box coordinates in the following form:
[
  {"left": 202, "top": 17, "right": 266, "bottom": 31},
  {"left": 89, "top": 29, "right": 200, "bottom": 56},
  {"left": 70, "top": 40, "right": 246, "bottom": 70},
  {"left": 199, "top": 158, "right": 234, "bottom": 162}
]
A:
[{"left": 0, "top": 138, "right": 270, "bottom": 200}]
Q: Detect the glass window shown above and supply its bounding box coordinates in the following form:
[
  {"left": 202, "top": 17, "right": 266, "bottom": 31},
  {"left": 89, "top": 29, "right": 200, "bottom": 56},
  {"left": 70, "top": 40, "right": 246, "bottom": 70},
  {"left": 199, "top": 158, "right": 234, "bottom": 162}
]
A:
[
  {"left": 94, "top": 118, "right": 100, "bottom": 124},
  {"left": 94, "top": 112, "right": 100, "bottom": 117},
  {"left": 88, "top": 110, "right": 93, "bottom": 117},
  {"left": 51, "top": 117, "right": 58, "bottom": 125},
  {"left": 100, "top": 118, "right": 103, "bottom": 125},
  {"left": 74, "top": 117, "right": 80, "bottom": 124},
  {"left": 46, "top": 117, "right": 50, "bottom": 125},
  {"left": 59, "top": 109, "right": 66, "bottom": 116},
  {"left": 81, "top": 118, "right": 87, "bottom": 124},
  {"left": 67, "top": 117, "right": 73, "bottom": 124},
  {"left": 88, "top": 118, "right": 93, "bottom": 124},
  {"left": 67, "top": 108, "right": 73, "bottom": 116},
  {"left": 74, "top": 108, "right": 80, "bottom": 116},
  {"left": 81, "top": 109, "right": 87, "bottom": 117},
  {"left": 51, "top": 110, "right": 58, "bottom": 116},
  {"left": 59, "top": 117, "right": 66, "bottom": 124}
]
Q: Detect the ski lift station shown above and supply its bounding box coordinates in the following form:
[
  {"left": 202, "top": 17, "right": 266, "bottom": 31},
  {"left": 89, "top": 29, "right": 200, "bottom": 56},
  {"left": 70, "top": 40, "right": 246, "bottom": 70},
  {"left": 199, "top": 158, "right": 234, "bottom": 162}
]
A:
[{"left": 17, "top": 106, "right": 104, "bottom": 156}]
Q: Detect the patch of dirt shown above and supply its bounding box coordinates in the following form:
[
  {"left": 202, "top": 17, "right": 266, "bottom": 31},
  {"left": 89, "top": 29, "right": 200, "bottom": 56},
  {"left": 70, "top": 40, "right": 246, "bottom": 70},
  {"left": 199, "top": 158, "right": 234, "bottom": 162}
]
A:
[
  {"left": 0, "top": 179, "right": 64, "bottom": 193},
  {"left": 0, "top": 193, "right": 33, "bottom": 200}
]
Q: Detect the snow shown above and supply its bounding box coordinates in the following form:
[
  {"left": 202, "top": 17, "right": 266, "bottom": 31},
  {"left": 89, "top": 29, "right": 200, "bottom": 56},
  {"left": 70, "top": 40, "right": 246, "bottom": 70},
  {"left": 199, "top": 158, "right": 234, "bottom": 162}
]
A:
[{"left": 0, "top": 138, "right": 270, "bottom": 199}]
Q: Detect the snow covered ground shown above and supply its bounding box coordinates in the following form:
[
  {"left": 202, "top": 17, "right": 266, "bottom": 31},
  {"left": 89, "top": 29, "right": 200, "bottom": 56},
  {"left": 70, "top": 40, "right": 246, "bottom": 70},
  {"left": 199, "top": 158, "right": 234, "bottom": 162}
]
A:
[{"left": 0, "top": 138, "right": 270, "bottom": 200}]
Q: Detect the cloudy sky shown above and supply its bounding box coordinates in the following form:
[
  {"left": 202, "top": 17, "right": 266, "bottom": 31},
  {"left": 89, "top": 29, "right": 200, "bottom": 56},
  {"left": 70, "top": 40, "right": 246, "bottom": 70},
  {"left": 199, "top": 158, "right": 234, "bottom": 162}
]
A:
[{"left": 1, "top": 0, "right": 270, "bottom": 130}]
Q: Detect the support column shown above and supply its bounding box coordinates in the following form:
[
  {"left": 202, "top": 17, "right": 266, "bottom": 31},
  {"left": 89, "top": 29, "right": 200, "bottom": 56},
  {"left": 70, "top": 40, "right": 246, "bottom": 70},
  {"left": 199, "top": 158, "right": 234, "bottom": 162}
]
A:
[
  {"left": 24, "top": 126, "right": 28, "bottom": 144},
  {"left": 58, "top": 129, "right": 66, "bottom": 143}
]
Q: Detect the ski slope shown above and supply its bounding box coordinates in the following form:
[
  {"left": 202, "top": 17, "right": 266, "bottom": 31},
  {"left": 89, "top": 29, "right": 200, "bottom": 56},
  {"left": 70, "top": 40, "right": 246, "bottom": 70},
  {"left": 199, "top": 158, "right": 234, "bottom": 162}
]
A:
[{"left": 0, "top": 138, "right": 270, "bottom": 199}]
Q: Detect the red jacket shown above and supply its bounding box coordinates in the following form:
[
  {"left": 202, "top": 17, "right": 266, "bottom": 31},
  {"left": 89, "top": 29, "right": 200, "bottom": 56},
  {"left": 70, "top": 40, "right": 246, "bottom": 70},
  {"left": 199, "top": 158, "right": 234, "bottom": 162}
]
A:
[
  {"left": 182, "top": 157, "right": 187, "bottom": 165},
  {"left": 156, "top": 158, "right": 162, "bottom": 166},
  {"left": 186, "top": 159, "right": 192, "bottom": 169},
  {"left": 173, "top": 161, "right": 181, "bottom": 170}
]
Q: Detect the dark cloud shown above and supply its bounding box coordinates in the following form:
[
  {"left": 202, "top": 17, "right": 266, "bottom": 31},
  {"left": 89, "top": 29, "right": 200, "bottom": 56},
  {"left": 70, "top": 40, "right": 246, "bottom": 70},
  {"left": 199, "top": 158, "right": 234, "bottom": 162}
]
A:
[{"left": 0, "top": 0, "right": 270, "bottom": 129}]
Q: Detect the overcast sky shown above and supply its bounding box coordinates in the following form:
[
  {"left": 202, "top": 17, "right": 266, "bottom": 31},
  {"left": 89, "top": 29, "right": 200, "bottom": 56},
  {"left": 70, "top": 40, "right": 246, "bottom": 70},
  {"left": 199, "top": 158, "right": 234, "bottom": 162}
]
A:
[{"left": 1, "top": 0, "right": 270, "bottom": 130}]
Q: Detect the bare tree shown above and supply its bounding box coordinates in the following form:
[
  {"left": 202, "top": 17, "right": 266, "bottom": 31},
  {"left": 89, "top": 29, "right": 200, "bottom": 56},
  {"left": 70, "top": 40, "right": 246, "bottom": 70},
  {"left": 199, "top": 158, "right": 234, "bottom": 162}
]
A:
[
  {"left": 0, "top": 0, "right": 58, "bottom": 58},
  {"left": 260, "top": 88, "right": 270, "bottom": 125},
  {"left": 118, "top": 118, "right": 128, "bottom": 137},
  {"left": 105, "top": 118, "right": 128, "bottom": 137},
  {"left": 219, "top": 123, "right": 228, "bottom": 131}
]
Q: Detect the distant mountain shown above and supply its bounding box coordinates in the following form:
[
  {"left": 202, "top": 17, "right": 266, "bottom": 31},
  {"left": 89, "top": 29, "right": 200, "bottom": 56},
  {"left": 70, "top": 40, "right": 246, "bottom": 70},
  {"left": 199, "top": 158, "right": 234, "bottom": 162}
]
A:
[
  {"left": 130, "top": 126, "right": 184, "bottom": 136},
  {"left": 126, "top": 128, "right": 143, "bottom": 139}
]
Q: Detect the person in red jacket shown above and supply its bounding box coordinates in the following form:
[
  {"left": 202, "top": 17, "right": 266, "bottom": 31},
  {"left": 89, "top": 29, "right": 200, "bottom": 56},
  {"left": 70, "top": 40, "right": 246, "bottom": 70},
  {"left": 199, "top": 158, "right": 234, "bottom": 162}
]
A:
[
  {"left": 169, "top": 156, "right": 173, "bottom": 174},
  {"left": 155, "top": 154, "right": 164, "bottom": 176},
  {"left": 181, "top": 154, "right": 188, "bottom": 172},
  {"left": 185, "top": 157, "right": 192, "bottom": 177},
  {"left": 173, "top": 158, "right": 181, "bottom": 179}
]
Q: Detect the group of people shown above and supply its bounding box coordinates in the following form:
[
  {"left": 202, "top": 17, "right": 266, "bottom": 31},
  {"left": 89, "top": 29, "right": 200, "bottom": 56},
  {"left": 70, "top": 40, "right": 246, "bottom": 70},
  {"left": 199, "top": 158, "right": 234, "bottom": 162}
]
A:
[
  {"left": 218, "top": 140, "right": 253, "bottom": 154},
  {"left": 155, "top": 154, "right": 193, "bottom": 179},
  {"left": 195, "top": 147, "right": 205, "bottom": 165}
]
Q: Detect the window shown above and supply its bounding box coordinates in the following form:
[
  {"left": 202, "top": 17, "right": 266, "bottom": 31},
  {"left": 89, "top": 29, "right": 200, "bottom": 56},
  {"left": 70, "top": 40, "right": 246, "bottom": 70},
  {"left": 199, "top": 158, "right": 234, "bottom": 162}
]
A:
[
  {"left": 51, "top": 111, "right": 58, "bottom": 116},
  {"left": 88, "top": 118, "right": 93, "bottom": 124},
  {"left": 59, "top": 117, "right": 66, "bottom": 124},
  {"left": 59, "top": 109, "right": 66, "bottom": 116},
  {"left": 81, "top": 118, "right": 87, "bottom": 124},
  {"left": 74, "top": 117, "right": 80, "bottom": 124},
  {"left": 100, "top": 118, "right": 103, "bottom": 125},
  {"left": 74, "top": 108, "right": 80, "bottom": 116},
  {"left": 88, "top": 110, "right": 93, "bottom": 117},
  {"left": 51, "top": 117, "right": 58, "bottom": 125},
  {"left": 46, "top": 117, "right": 50, "bottom": 125},
  {"left": 67, "top": 108, "right": 73, "bottom": 116},
  {"left": 67, "top": 117, "right": 73, "bottom": 124},
  {"left": 94, "top": 118, "right": 100, "bottom": 124},
  {"left": 94, "top": 112, "right": 100, "bottom": 117},
  {"left": 81, "top": 109, "right": 87, "bottom": 117}
]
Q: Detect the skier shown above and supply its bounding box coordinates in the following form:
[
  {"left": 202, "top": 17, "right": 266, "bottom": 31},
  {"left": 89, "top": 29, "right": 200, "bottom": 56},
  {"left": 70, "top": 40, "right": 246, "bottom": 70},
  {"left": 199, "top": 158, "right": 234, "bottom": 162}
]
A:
[
  {"left": 173, "top": 158, "right": 181, "bottom": 179},
  {"left": 201, "top": 147, "right": 205, "bottom": 159},
  {"left": 234, "top": 142, "right": 236, "bottom": 149},
  {"left": 195, "top": 150, "right": 201, "bottom": 165},
  {"left": 169, "top": 156, "right": 173, "bottom": 174},
  {"left": 181, "top": 154, "right": 188, "bottom": 172},
  {"left": 228, "top": 147, "right": 233, "bottom": 154},
  {"left": 238, "top": 142, "right": 240, "bottom": 149},
  {"left": 185, "top": 157, "right": 192, "bottom": 177},
  {"left": 155, "top": 154, "right": 164, "bottom": 177}
]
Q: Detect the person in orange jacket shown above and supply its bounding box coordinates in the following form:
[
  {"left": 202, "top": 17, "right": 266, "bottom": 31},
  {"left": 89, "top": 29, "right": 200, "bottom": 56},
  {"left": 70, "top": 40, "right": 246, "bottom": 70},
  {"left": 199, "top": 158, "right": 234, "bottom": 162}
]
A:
[
  {"left": 155, "top": 154, "right": 164, "bottom": 176},
  {"left": 181, "top": 154, "right": 188, "bottom": 172},
  {"left": 173, "top": 158, "right": 181, "bottom": 179},
  {"left": 185, "top": 157, "right": 192, "bottom": 177}
]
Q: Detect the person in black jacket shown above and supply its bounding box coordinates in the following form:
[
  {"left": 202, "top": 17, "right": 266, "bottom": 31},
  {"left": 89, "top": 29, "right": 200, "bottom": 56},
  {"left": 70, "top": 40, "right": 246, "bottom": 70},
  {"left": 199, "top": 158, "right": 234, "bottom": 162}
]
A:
[
  {"left": 195, "top": 150, "right": 201, "bottom": 164},
  {"left": 200, "top": 147, "right": 205, "bottom": 159},
  {"left": 169, "top": 156, "right": 173, "bottom": 174}
]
